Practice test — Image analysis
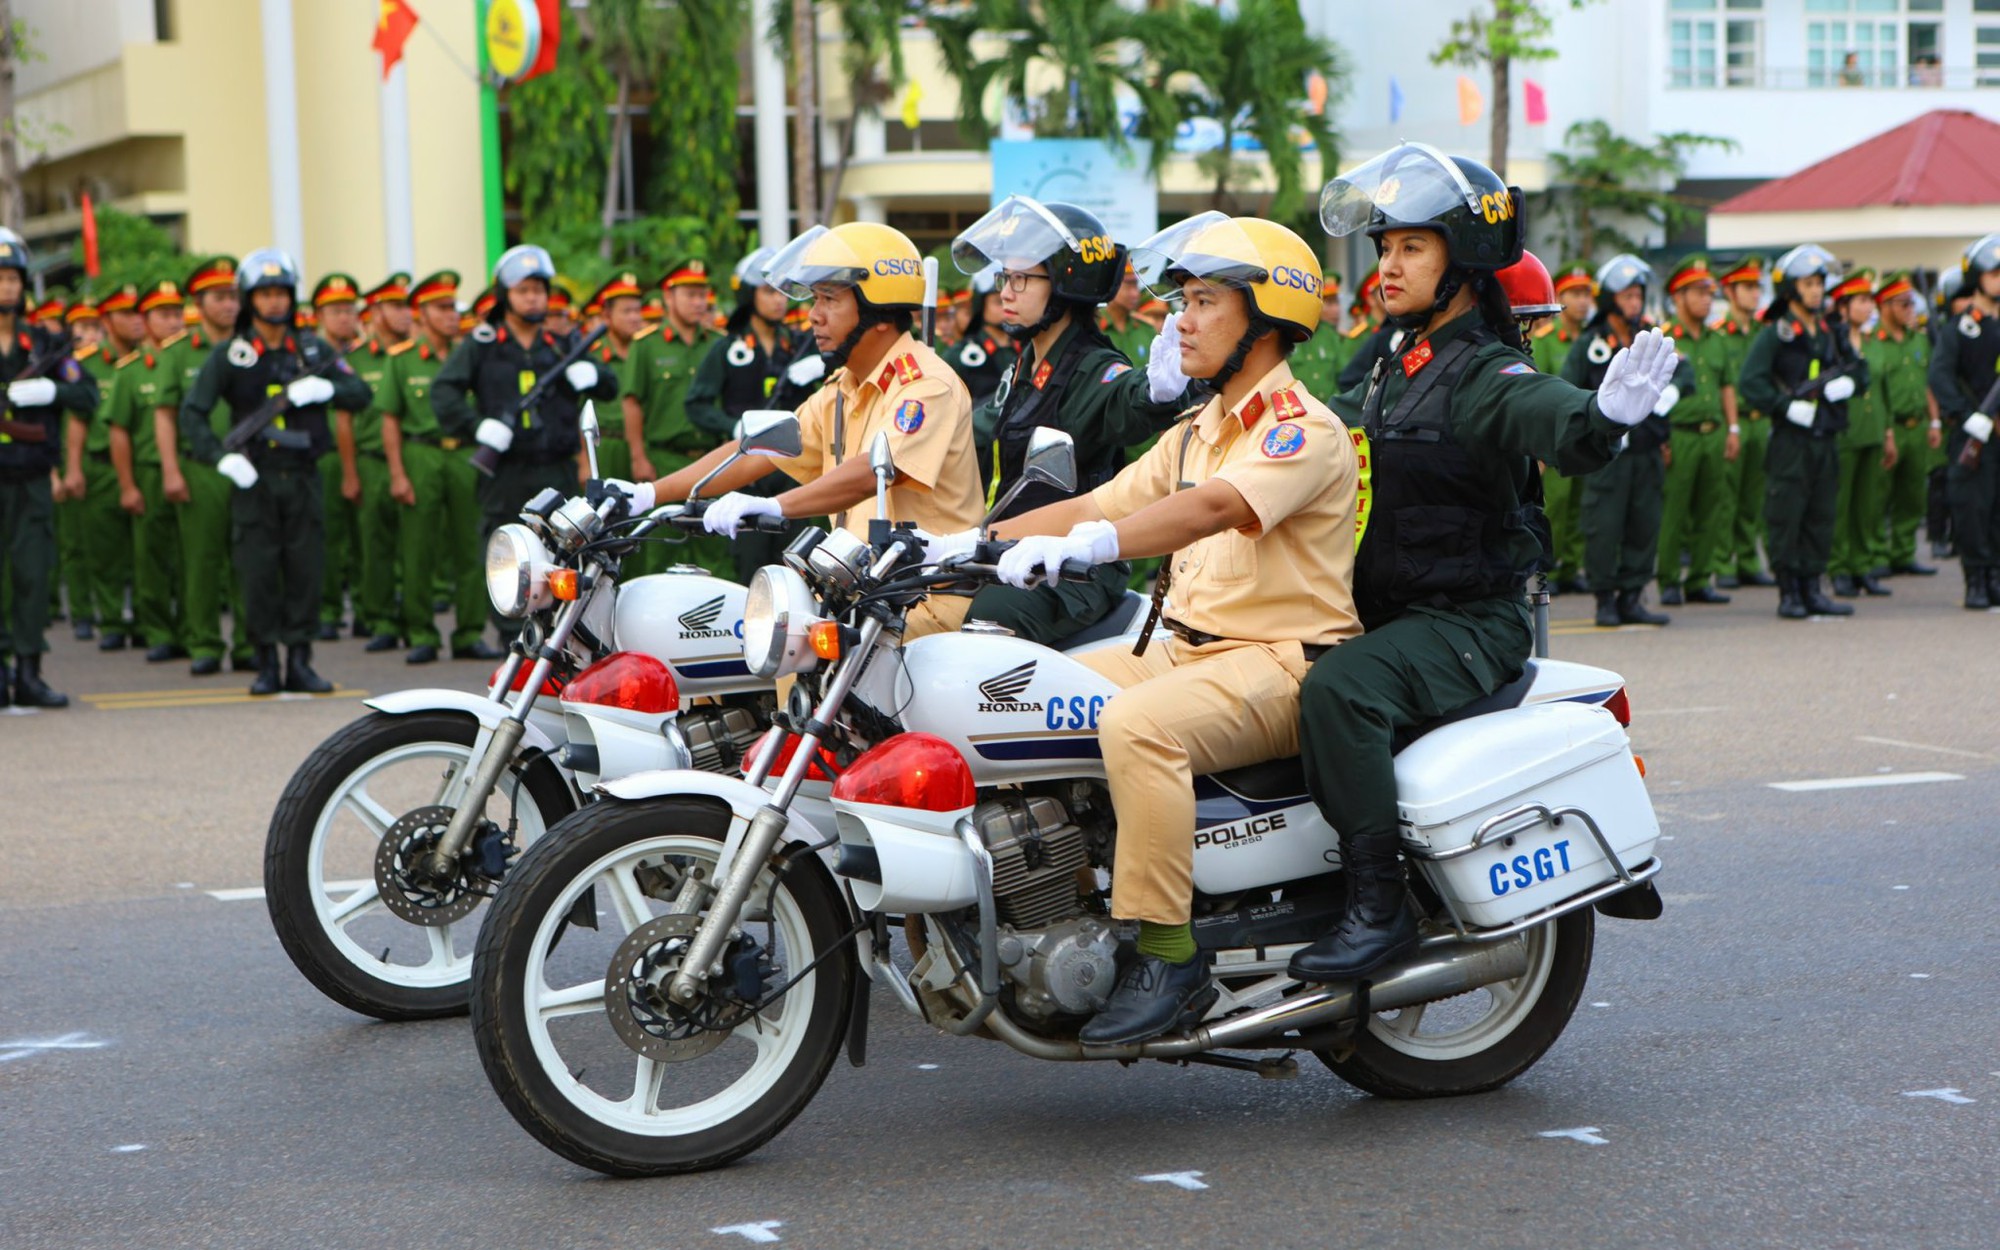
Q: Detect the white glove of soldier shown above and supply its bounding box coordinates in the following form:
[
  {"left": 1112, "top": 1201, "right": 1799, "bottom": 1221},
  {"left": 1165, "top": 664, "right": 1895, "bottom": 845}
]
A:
[
  {"left": 286, "top": 376, "right": 335, "bottom": 407},
  {"left": 914, "top": 527, "right": 981, "bottom": 565},
  {"left": 996, "top": 520, "right": 1119, "bottom": 589},
  {"left": 786, "top": 354, "right": 827, "bottom": 386},
  {"left": 702, "top": 491, "right": 782, "bottom": 537},
  {"left": 1146, "top": 316, "right": 1190, "bottom": 403},
  {"left": 1822, "top": 375, "right": 1856, "bottom": 403},
  {"left": 601, "top": 477, "right": 656, "bottom": 514},
  {"left": 216, "top": 453, "right": 259, "bottom": 490},
  {"left": 1965, "top": 412, "right": 1995, "bottom": 443},
  {"left": 564, "top": 361, "right": 599, "bottom": 393},
  {"left": 6, "top": 378, "right": 55, "bottom": 407},
  {"left": 1596, "top": 328, "right": 1680, "bottom": 427},
  {"left": 1651, "top": 384, "right": 1680, "bottom": 417},
  {"left": 475, "top": 418, "right": 515, "bottom": 452},
  {"left": 1785, "top": 400, "right": 1818, "bottom": 429}
]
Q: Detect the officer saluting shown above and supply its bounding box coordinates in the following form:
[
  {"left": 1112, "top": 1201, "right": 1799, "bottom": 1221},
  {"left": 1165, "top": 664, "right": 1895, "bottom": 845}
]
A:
[
  {"left": 0, "top": 233, "right": 98, "bottom": 707},
  {"left": 1927, "top": 232, "right": 2000, "bottom": 609},
  {"left": 177, "top": 249, "right": 372, "bottom": 694}
]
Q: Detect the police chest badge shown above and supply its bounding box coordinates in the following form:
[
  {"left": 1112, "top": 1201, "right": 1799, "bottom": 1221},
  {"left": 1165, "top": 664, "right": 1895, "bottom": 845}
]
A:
[
  {"left": 227, "top": 338, "right": 258, "bottom": 368},
  {"left": 1960, "top": 314, "right": 1981, "bottom": 339},
  {"left": 1586, "top": 336, "right": 1613, "bottom": 365},
  {"left": 726, "top": 339, "right": 756, "bottom": 367},
  {"left": 893, "top": 399, "right": 925, "bottom": 434},
  {"left": 1776, "top": 319, "right": 1797, "bottom": 343},
  {"left": 961, "top": 342, "right": 987, "bottom": 368},
  {"left": 1262, "top": 422, "right": 1306, "bottom": 459},
  {"left": 471, "top": 324, "right": 497, "bottom": 344}
]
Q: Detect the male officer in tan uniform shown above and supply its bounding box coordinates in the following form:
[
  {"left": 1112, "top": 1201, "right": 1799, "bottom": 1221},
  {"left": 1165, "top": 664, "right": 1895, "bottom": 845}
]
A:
[{"left": 991, "top": 213, "right": 1361, "bottom": 1045}]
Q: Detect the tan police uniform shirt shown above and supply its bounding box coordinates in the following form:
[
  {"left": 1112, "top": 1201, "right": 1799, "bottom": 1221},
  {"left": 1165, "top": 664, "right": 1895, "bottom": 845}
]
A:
[{"left": 1091, "top": 360, "right": 1361, "bottom": 649}]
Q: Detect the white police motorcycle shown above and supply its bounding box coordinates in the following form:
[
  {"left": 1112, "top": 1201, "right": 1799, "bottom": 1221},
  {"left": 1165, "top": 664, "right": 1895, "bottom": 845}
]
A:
[{"left": 467, "top": 425, "right": 1664, "bottom": 1177}]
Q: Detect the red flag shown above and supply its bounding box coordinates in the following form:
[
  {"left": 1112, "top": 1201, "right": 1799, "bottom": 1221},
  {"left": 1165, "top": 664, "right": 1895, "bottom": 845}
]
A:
[
  {"left": 1524, "top": 78, "right": 1549, "bottom": 126},
  {"left": 520, "top": 0, "right": 562, "bottom": 82},
  {"left": 80, "top": 191, "right": 99, "bottom": 278},
  {"left": 373, "top": 0, "right": 419, "bottom": 81}
]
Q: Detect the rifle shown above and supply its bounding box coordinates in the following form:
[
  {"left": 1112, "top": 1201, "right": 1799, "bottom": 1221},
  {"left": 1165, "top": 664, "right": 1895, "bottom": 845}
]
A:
[
  {"left": 0, "top": 333, "right": 75, "bottom": 445},
  {"left": 218, "top": 351, "right": 335, "bottom": 455},
  {"left": 1956, "top": 372, "right": 2000, "bottom": 470},
  {"left": 469, "top": 323, "right": 610, "bottom": 477}
]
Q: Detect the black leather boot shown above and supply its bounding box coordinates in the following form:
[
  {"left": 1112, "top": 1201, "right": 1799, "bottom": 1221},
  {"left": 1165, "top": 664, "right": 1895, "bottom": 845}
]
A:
[
  {"left": 13, "top": 654, "right": 69, "bottom": 709},
  {"left": 1658, "top": 582, "right": 1684, "bottom": 606},
  {"left": 285, "top": 644, "right": 334, "bottom": 694},
  {"left": 1777, "top": 576, "right": 1809, "bottom": 619},
  {"left": 1685, "top": 580, "right": 1732, "bottom": 604},
  {"left": 0, "top": 659, "right": 11, "bottom": 709},
  {"left": 248, "top": 645, "right": 282, "bottom": 696},
  {"left": 1972, "top": 571, "right": 1995, "bottom": 610},
  {"left": 1858, "top": 572, "right": 1893, "bottom": 596},
  {"left": 1830, "top": 573, "right": 1859, "bottom": 598},
  {"left": 1741, "top": 568, "right": 1778, "bottom": 587},
  {"left": 1593, "top": 590, "right": 1620, "bottom": 628},
  {"left": 1077, "top": 953, "right": 1216, "bottom": 1047},
  {"left": 1616, "top": 589, "right": 1671, "bottom": 626},
  {"left": 1289, "top": 839, "right": 1420, "bottom": 983},
  {"left": 1801, "top": 576, "right": 1854, "bottom": 616}
]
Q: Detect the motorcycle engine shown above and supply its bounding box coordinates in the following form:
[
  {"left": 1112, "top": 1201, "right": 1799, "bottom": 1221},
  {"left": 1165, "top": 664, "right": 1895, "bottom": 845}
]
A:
[
  {"left": 972, "top": 794, "right": 1120, "bottom": 1022},
  {"left": 996, "top": 917, "right": 1121, "bottom": 1022},
  {"left": 680, "top": 703, "right": 768, "bottom": 774}
]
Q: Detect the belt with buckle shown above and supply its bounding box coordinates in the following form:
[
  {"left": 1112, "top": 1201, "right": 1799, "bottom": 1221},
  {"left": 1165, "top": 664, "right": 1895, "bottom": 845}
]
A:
[
  {"left": 1165, "top": 618, "right": 1330, "bottom": 661},
  {"left": 1897, "top": 417, "right": 1922, "bottom": 429},
  {"left": 1679, "top": 420, "right": 1720, "bottom": 435},
  {"left": 439, "top": 437, "right": 462, "bottom": 451}
]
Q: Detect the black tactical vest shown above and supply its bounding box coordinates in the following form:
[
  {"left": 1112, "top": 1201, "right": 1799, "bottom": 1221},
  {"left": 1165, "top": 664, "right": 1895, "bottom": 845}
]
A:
[
  {"left": 1769, "top": 316, "right": 1853, "bottom": 438},
  {"left": 1948, "top": 309, "right": 2000, "bottom": 414},
  {"left": 0, "top": 326, "right": 68, "bottom": 474},
  {"left": 1352, "top": 326, "right": 1546, "bottom": 630},
  {"left": 988, "top": 329, "right": 1123, "bottom": 523}
]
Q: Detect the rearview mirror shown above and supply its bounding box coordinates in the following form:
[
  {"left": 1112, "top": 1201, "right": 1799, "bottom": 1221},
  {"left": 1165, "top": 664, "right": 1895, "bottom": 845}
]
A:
[
  {"left": 1021, "top": 428, "right": 1077, "bottom": 493},
  {"left": 869, "top": 431, "right": 894, "bottom": 477},
  {"left": 739, "top": 410, "right": 802, "bottom": 459}
]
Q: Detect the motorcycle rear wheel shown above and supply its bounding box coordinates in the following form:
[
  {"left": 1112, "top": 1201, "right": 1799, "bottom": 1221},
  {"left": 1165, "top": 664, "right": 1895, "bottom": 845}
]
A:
[{"left": 1315, "top": 909, "right": 1593, "bottom": 1098}]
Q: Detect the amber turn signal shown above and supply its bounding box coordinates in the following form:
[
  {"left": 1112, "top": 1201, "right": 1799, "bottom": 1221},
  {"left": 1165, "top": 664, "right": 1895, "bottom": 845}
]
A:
[
  {"left": 549, "top": 568, "right": 579, "bottom": 601},
  {"left": 809, "top": 620, "right": 842, "bottom": 661}
]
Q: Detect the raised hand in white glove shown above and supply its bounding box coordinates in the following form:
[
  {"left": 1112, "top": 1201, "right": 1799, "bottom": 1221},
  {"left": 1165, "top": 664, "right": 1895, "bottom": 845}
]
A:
[
  {"left": 786, "top": 354, "right": 827, "bottom": 386},
  {"left": 1965, "top": 412, "right": 1995, "bottom": 444},
  {"left": 474, "top": 418, "right": 514, "bottom": 452},
  {"left": 1785, "top": 400, "right": 1818, "bottom": 429},
  {"left": 599, "top": 477, "right": 656, "bottom": 514},
  {"left": 1596, "top": 328, "right": 1680, "bottom": 427},
  {"left": 702, "top": 491, "right": 782, "bottom": 537},
  {"left": 1651, "top": 383, "right": 1681, "bottom": 417},
  {"left": 1146, "top": 315, "right": 1190, "bottom": 403},
  {"left": 286, "top": 376, "right": 335, "bottom": 407},
  {"left": 216, "top": 453, "right": 259, "bottom": 490},
  {"left": 6, "top": 377, "right": 55, "bottom": 407},
  {"left": 995, "top": 520, "right": 1119, "bottom": 589},
  {"left": 564, "top": 361, "right": 599, "bottom": 392},
  {"left": 1821, "top": 375, "right": 1856, "bottom": 403},
  {"left": 914, "top": 527, "right": 981, "bottom": 565}
]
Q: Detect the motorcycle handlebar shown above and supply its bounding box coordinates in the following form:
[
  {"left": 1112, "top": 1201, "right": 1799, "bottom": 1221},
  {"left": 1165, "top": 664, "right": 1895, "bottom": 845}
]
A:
[{"left": 948, "top": 558, "right": 1095, "bottom": 585}]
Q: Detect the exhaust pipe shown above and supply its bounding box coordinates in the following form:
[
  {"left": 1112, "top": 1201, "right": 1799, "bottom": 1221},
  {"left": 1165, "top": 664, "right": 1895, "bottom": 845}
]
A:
[{"left": 976, "top": 933, "right": 1532, "bottom": 1062}]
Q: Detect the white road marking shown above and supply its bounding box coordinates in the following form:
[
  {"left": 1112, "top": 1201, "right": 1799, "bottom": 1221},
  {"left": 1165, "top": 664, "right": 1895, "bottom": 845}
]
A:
[
  {"left": 1911, "top": 974, "right": 1932, "bottom": 979},
  {"left": 1903, "top": 1088, "right": 1975, "bottom": 1105},
  {"left": 712, "top": 1222, "right": 784, "bottom": 1243},
  {"left": 917, "top": 1063, "right": 938, "bottom": 1070},
  {"left": 1540, "top": 1127, "right": 1609, "bottom": 1146},
  {"left": 206, "top": 879, "right": 371, "bottom": 903},
  {"left": 1894, "top": 885, "right": 1911, "bottom": 891},
  {"left": 1137, "top": 1171, "right": 1209, "bottom": 1191},
  {"left": 1590, "top": 1001, "right": 1610, "bottom": 1008},
  {"left": 2, "top": 706, "right": 40, "bottom": 716},
  {"left": 1768, "top": 772, "right": 1963, "bottom": 793},
  {"left": 0, "top": 1033, "right": 110, "bottom": 1063},
  {"left": 111, "top": 1144, "right": 146, "bottom": 1153},
  {"left": 1855, "top": 735, "right": 1992, "bottom": 761}
]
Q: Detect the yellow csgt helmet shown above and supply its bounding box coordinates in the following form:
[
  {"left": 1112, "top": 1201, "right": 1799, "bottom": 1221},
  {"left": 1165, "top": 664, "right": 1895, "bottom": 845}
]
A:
[
  {"left": 1132, "top": 212, "right": 1323, "bottom": 343},
  {"left": 766, "top": 222, "right": 926, "bottom": 312}
]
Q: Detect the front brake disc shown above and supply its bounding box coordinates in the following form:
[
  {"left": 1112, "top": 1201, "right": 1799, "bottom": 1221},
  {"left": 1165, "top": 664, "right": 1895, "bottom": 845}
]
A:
[
  {"left": 604, "top": 914, "right": 755, "bottom": 1063},
  {"left": 373, "top": 805, "right": 487, "bottom": 926}
]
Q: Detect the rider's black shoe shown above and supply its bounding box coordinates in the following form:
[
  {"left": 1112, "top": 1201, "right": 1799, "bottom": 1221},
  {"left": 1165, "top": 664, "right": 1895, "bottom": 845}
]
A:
[
  {"left": 1078, "top": 954, "right": 1215, "bottom": 1047},
  {"left": 1290, "top": 850, "right": 1419, "bottom": 983}
]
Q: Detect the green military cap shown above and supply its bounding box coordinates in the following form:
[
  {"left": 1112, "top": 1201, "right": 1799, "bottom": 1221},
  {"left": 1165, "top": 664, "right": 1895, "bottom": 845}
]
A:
[
  {"left": 187, "top": 255, "right": 239, "bottom": 295},
  {"left": 1717, "top": 255, "right": 1764, "bottom": 287},
  {"left": 661, "top": 258, "right": 710, "bottom": 289},
  {"left": 410, "top": 270, "right": 460, "bottom": 306},
  {"left": 364, "top": 272, "right": 413, "bottom": 307},
  {"left": 1666, "top": 254, "right": 1716, "bottom": 295},
  {"left": 1829, "top": 268, "right": 1875, "bottom": 304},
  {"left": 311, "top": 272, "right": 364, "bottom": 307},
  {"left": 1874, "top": 271, "right": 1917, "bottom": 303},
  {"left": 1552, "top": 260, "right": 1595, "bottom": 296},
  {"left": 589, "top": 271, "right": 644, "bottom": 312},
  {"left": 31, "top": 286, "right": 70, "bottom": 324}
]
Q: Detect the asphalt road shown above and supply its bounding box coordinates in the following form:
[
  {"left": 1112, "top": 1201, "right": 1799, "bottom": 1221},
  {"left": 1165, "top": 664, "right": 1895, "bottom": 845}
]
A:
[{"left": 4, "top": 571, "right": 1998, "bottom": 1249}]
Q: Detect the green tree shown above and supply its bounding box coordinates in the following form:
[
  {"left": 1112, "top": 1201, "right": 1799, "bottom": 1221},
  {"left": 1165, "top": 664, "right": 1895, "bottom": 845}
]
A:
[
  {"left": 1152, "top": 0, "right": 1346, "bottom": 218},
  {"left": 503, "top": 47, "right": 613, "bottom": 246},
  {"left": 1541, "top": 118, "right": 1737, "bottom": 260},
  {"left": 578, "top": 0, "right": 674, "bottom": 262},
  {"left": 648, "top": 0, "right": 746, "bottom": 256},
  {"left": 71, "top": 205, "right": 185, "bottom": 293},
  {"left": 1430, "top": 0, "right": 1597, "bottom": 179}
]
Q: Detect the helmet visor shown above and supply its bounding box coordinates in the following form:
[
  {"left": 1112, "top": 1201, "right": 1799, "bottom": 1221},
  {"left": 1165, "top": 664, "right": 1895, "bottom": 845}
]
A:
[
  {"left": 766, "top": 226, "right": 869, "bottom": 301},
  {"left": 495, "top": 245, "right": 556, "bottom": 289},
  {"left": 1965, "top": 233, "right": 2000, "bottom": 275},
  {"left": 1596, "top": 254, "right": 1653, "bottom": 295},
  {"left": 1774, "top": 244, "right": 1839, "bottom": 282},
  {"left": 1132, "top": 211, "right": 1267, "bottom": 303},
  {"left": 733, "top": 245, "right": 778, "bottom": 290},
  {"left": 1319, "top": 142, "right": 1482, "bottom": 239},
  {"left": 951, "top": 196, "right": 1078, "bottom": 277},
  {"left": 237, "top": 249, "right": 298, "bottom": 291}
]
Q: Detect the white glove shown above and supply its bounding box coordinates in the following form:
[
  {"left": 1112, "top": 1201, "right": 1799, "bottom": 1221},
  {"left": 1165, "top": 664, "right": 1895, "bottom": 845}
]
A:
[
  {"left": 1146, "top": 316, "right": 1190, "bottom": 403},
  {"left": 786, "top": 354, "right": 827, "bottom": 386},
  {"left": 1965, "top": 412, "right": 1995, "bottom": 444},
  {"left": 475, "top": 418, "right": 514, "bottom": 453},
  {"left": 286, "top": 376, "right": 335, "bottom": 407},
  {"left": 602, "top": 477, "right": 656, "bottom": 514},
  {"left": 915, "top": 527, "right": 981, "bottom": 565},
  {"left": 216, "top": 453, "right": 259, "bottom": 490},
  {"left": 1785, "top": 400, "right": 1818, "bottom": 429},
  {"left": 1067, "top": 518, "right": 1120, "bottom": 564},
  {"left": 6, "top": 377, "right": 55, "bottom": 407},
  {"left": 565, "top": 361, "right": 599, "bottom": 392},
  {"left": 1596, "top": 328, "right": 1680, "bottom": 427},
  {"left": 1651, "top": 384, "right": 1680, "bottom": 417},
  {"left": 702, "top": 491, "right": 782, "bottom": 537},
  {"left": 995, "top": 521, "right": 1118, "bottom": 589},
  {"left": 1822, "top": 375, "right": 1856, "bottom": 403}
]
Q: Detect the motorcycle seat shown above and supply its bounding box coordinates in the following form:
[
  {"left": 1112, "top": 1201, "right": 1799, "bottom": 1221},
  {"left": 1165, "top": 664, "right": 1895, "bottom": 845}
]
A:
[
  {"left": 1054, "top": 590, "right": 1148, "bottom": 651},
  {"left": 1200, "top": 660, "right": 1541, "bottom": 802}
]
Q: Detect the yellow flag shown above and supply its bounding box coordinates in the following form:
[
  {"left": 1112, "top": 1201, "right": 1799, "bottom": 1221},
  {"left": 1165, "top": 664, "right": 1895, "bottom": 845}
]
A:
[
  {"left": 1457, "top": 75, "right": 1484, "bottom": 127},
  {"left": 901, "top": 80, "right": 923, "bottom": 131}
]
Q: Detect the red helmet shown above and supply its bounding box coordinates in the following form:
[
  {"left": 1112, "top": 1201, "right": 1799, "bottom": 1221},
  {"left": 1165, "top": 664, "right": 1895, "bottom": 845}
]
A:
[{"left": 1497, "top": 250, "right": 1560, "bottom": 319}]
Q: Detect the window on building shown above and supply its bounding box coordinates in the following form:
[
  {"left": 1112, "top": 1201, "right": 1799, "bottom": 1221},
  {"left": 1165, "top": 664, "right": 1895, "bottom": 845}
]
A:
[
  {"left": 1668, "top": 0, "right": 1763, "bottom": 87},
  {"left": 1805, "top": 0, "right": 1903, "bottom": 88},
  {"left": 1978, "top": 23, "right": 2000, "bottom": 85},
  {"left": 153, "top": 0, "right": 175, "bottom": 41}
]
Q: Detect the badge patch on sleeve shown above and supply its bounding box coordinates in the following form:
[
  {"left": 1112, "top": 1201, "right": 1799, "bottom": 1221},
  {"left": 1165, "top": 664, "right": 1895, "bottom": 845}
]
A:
[
  {"left": 1100, "top": 362, "right": 1131, "bottom": 384},
  {"left": 1499, "top": 361, "right": 1535, "bottom": 375},
  {"left": 1262, "top": 422, "right": 1306, "bottom": 459},
  {"left": 893, "top": 399, "right": 925, "bottom": 434}
]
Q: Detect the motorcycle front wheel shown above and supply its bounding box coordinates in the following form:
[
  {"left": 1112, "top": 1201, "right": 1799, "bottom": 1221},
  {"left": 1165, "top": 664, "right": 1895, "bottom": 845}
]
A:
[
  {"left": 470, "top": 797, "right": 854, "bottom": 1178},
  {"left": 264, "top": 710, "right": 576, "bottom": 1021},
  {"left": 1315, "top": 908, "right": 1593, "bottom": 1098}
]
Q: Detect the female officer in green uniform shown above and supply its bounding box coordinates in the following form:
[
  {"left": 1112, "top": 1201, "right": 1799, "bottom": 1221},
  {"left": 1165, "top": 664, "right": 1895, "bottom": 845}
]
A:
[
  {"left": 1291, "top": 144, "right": 1679, "bottom": 981},
  {"left": 925, "top": 195, "right": 1187, "bottom": 645}
]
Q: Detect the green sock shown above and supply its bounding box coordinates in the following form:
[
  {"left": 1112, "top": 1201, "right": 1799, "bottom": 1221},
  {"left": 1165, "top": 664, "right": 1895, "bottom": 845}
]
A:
[{"left": 1136, "top": 920, "right": 1196, "bottom": 964}]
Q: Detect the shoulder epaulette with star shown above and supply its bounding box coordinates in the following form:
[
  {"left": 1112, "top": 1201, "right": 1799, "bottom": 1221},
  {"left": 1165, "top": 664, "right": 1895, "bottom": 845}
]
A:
[
  {"left": 388, "top": 340, "right": 417, "bottom": 357},
  {"left": 157, "top": 329, "right": 188, "bottom": 350},
  {"left": 114, "top": 349, "right": 143, "bottom": 369},
  {"left": 73, "top": 342, "right": 99, "bottom": 361},
  {"left": 878, "top": 353, "right": 923, "bottom": 388},
  {"left": 1344, "top": 323, "right": 1369, "bottom": 340},
  {"left": 1531, "top": 321, "right": 1554, "bottom": 340},
  {"left": 631, "top": 324, "right": 659, "bottom": 342}
]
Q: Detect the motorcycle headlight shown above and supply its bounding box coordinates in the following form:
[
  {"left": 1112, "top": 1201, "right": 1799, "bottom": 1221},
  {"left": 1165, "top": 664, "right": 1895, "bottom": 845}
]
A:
[
  {"left": 486, "top": 523, "right": 555, "bottom": 619},
  {"left": 742, "top": 564, "right": 822, "bottom": 679}
]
